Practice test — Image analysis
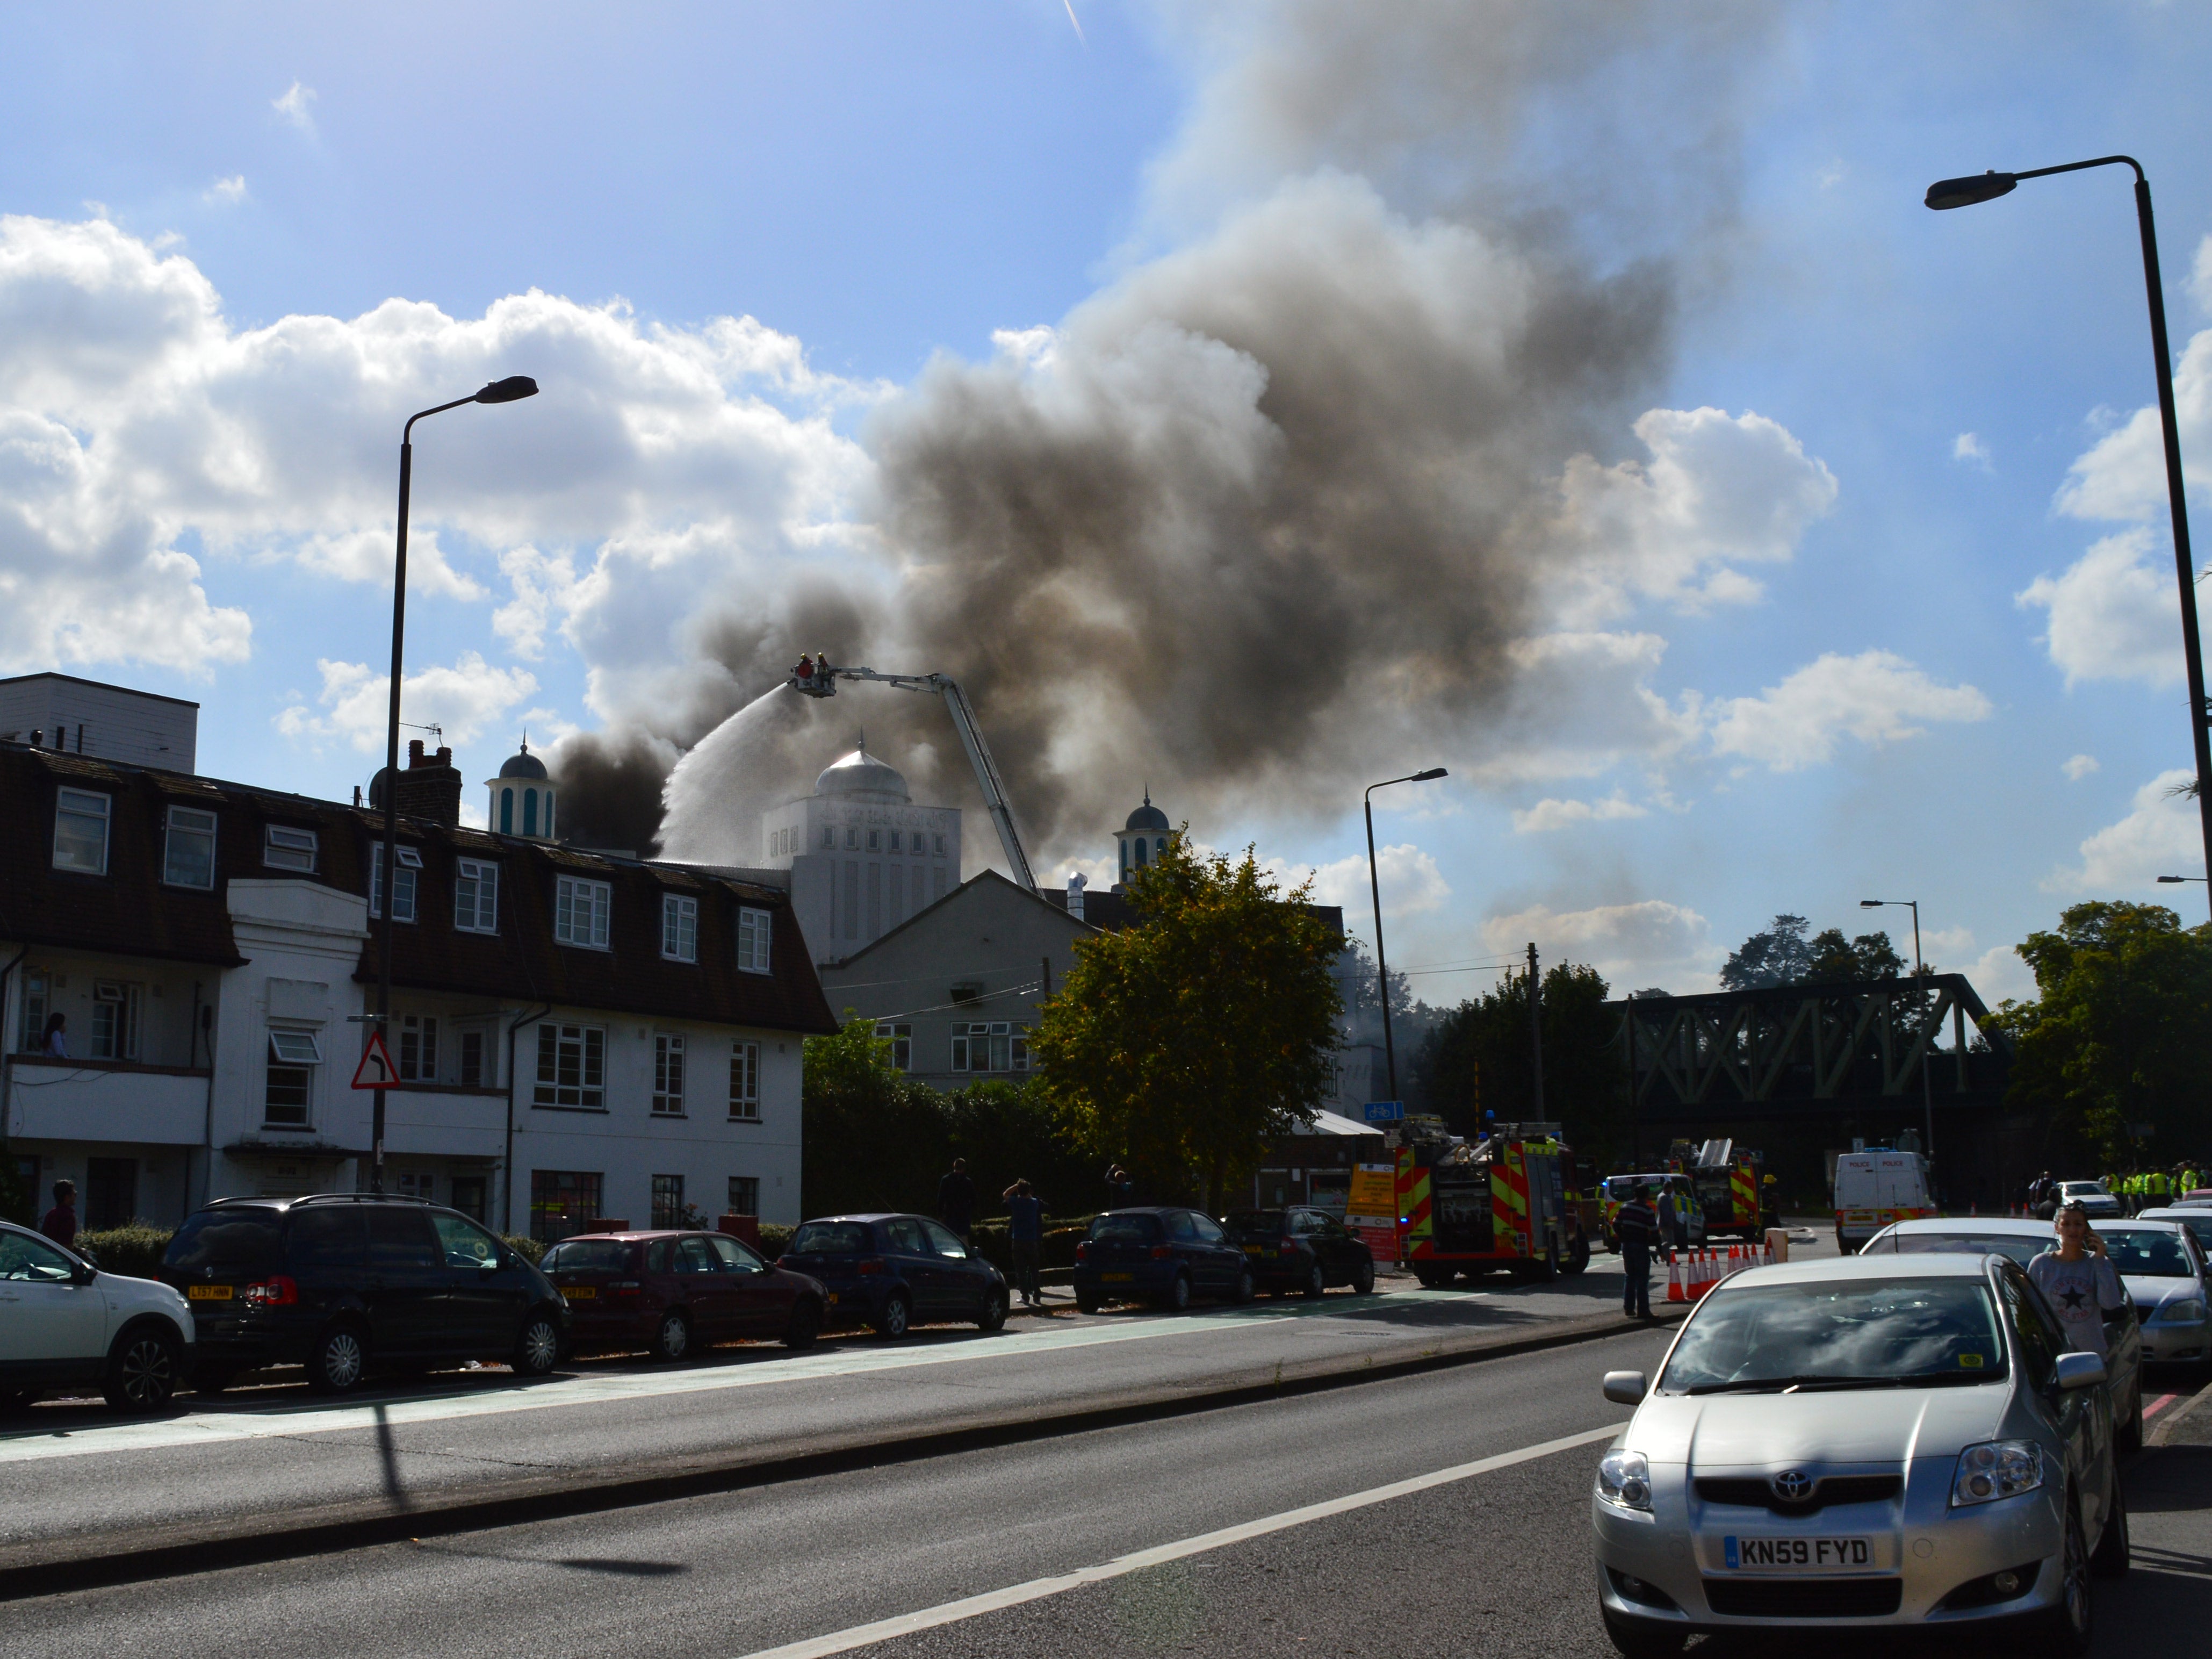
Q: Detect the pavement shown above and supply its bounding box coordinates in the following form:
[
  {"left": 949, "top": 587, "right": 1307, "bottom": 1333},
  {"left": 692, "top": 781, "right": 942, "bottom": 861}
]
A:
[
  {"left": 0, "top": 1249, "right": 1696, "bottom": 1587},
  {"left": 7, "top": 1320, "right": 2203, "bottom": 1659}
]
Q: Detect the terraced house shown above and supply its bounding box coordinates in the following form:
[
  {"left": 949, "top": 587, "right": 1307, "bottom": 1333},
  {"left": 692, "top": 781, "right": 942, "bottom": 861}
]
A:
[{"left": 0, "top": 676, "right": 835, "bottom": 1240}]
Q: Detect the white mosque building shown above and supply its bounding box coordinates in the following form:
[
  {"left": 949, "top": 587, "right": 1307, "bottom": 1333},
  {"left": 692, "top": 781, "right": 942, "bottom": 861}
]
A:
[{"left": 759, "top": 748, "right": 962, "bottom": 966}]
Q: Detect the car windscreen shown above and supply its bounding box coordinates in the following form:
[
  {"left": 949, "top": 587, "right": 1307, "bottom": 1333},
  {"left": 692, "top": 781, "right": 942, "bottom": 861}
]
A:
[
  {"left": 2100, "top": 1230, "right": 2196, "bottom": 1277},
  {"left": 164, "top": 1208, "right": 285, "bottom": 1275},
  {"left": 1869, "top": 1229, "right": 2045, "bottom": 1269},
  {"left": 2153, "top": 1213, "right": 2212, "bottom": 1251},
  {"left": 1224, "top": 1211, "right": 1285, "bottom": 1234},
  {"left": 786, "top": 1222, "right": 872, "bottom": 1256},
  {"left": 2062, "top": 1183, "right": 2107, "bottom": 1196},
  {"left": 1660, "top": 1276, "right": 2008, "bottom": 1394},
  {"left": 1088, "top": 1213, "right": 1163, "bottom": 1244},
  {"left": 539, "top": 1240, "right": 633, "bottom": 1274}
]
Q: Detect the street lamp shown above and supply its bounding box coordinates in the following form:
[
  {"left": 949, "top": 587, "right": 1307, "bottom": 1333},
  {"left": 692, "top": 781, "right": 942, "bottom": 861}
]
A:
[
  {"left": 1927, "top": 157, "right": 2212, "bottom": 914},
  {"left": 1363, "top": 768, "right": 1447, "bottom": 1103},
  {"left": 2156, "top": 875, "right": 2208, "bottom": 884},
  {"left": 372, "top": 375, "right": 539, "bottom": 1194},
  {"left": 1861, "top": 898, "right": 1936, "bottom": 1162}
]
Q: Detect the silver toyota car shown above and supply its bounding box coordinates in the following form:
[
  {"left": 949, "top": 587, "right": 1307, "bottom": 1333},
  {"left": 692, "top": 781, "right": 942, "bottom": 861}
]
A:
[{"left": 1591, "top": 1253, "right": 2126, "bottom": 1655}]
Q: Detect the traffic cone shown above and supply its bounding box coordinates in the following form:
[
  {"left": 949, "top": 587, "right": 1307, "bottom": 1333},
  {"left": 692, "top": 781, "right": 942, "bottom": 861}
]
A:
[{"left": 1666, "top": 1252, "right": 1684, "bottom": 1303}]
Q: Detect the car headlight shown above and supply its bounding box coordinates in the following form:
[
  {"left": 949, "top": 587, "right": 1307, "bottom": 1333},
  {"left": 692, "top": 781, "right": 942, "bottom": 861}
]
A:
[
  {"left": 1596, "top": 1449, "right": 1653, "bottom": 1512},
  {"left": 1951, "top": 1440, "right": 2043, "bottom": 1506},
  {"left": 2149, "top": 1297, "right": 2208, "bottom": 1325}
]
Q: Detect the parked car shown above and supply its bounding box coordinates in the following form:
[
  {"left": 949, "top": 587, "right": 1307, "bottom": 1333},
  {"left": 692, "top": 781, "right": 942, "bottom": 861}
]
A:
[
  {"left": 1858, "top": 1215, "right": 2146, "bottom": 1452},
  {"left": 2137, "top": 1205, "right": 2212, "bottom": 1255},
  {"left": 0, "top": 1218, "right": 194, "bottom": 1413},
  {"left": 1220, "top": 1207, "right": 1377, "bottom": 1297},
  {"left": 2058, "top": 1180, "right": 2123, "bottom": 1220},
  {"left": 1071, "top": 1207, "right": 1255, "bottom": 1313},
  {"left": 776, "top": 1213, "right": 1008, "bottom": 1338},
  {"left": 542, "top": 1229, "right": 826, "bottom": 1358},
  {"left": 159, "top": 1194, "right": 568, "bottom": 1394},
  {"left": 1592, "top": 1252, "right": 2127, "bottom": 1653},
  {"left": 2092, "top": 1220, "right": 2211, "bottom": 1368}
]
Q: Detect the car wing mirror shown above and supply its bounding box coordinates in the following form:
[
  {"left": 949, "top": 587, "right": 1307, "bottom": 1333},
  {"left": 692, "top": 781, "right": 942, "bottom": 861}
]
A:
[
  {"left": 2054, "top": 1351, "right": 2107, "bottom": 1391},
  {"left": 479, "top": 1255, "right": 501, "bottom": 1270},
  {"left": 1602, "top": 1370, "right": 1648, "bottom": 1405}
]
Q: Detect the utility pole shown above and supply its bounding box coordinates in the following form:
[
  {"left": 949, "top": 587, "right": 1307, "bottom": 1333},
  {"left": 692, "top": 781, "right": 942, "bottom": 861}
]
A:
[{"left": 1526, "top": 941, "right": 1544, "bottom": 1121}]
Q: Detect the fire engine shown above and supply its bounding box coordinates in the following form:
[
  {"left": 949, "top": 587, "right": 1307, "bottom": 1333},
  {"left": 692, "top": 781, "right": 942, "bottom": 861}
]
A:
[
  {"left": 1665, "top": 1137, "right": 1775, "bottom": 1242},
  {"left": 1394, "top": 1117, "right": 1591, "bottom": 1286}
]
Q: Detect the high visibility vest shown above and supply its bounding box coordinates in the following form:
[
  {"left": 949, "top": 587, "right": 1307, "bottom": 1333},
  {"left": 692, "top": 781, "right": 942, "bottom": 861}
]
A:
[{"left": 2149, "top": 1172, "right": 2169, "bottom": 1195}]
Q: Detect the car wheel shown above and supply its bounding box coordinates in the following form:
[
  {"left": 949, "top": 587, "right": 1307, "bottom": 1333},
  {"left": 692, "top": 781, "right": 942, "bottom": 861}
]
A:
[
  {"left": 874, "top": 1290, "right": 912, "bottom": 1339},
  {"left": 2116, "top": 1380, "right": 2144, "bottom": 1456},
  {"left": 1075, "top": 1288, "right": 1101, "bottom": 1315},
  {"left": 1231, "top": 1269, "right": 1256, "bottom": 1305},
  {"left": 305, "top": 1323, "right": 369, "bottom": 1395},
  {"left": 1158, "top": 1272, "right": 1191, "bottom": 1312},
  {"left": 2041, "top": 1500, "right": 2093, "bottom": 1653},
  {"left": 1413, "top": 1267, "right": 1444, "bottom": 1289},
  {"left": 103, "top": 1325, "right": 182, "bottom": 1414},
  {"left": 1302, "top": 1263, "right": 1327, "bottom": 1299},
  {"left": 1561, "top": 1233, "right": 1591, "bottom": 1276},
  {"left": 2091, "top": 1476, "right": 2130, "bottom": 1578},
  {"left": 1598, "top": 1604, "right": 1684, "bottom": 1658},
  {"left": 649, "top": 1309, "right": 691, "bottom": 1363},
  {"left": 513, "top": 1311, "right": 562, "bottom": 1377},
  {"left": 1351, "top": 1256, "right": 1375, "bottom": 1295},
  {"left": 782, "top": 1298, "right": 822, "bottom": 1351},
  {"left": 975, "top": 1285, "right": 1010, "bottom": 1331}
]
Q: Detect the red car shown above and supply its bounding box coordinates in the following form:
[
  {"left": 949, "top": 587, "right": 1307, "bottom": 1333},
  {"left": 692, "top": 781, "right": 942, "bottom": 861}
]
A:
[{"left": 539, "top": 1229, "right": 826, "bottom": 1360}]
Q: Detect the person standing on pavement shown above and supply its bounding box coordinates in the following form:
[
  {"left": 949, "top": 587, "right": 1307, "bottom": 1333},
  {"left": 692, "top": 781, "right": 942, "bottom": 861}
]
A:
[
  {"left": 40, "top": 1179, "right": 78, "bottom": 1247},
  {"left": 1104, "top": 1164, "right": 1135, "bottom": 1209},
  {"left": 1616, "top": 1183, "right": 1660, "bottom": 1319},
  {"left": 2028, "top": 1202, "right": 2125, "bottom": 1358},
  {"left": 936, "top": 1158, "right": 976, "bottom": 1241},
  {"left": 1003, "top": 1179, "right": 1046, "bottom": 1307}
]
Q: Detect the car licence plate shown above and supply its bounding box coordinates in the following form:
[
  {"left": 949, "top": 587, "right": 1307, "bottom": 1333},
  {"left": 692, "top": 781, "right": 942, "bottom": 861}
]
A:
[
  {"left": 560, "top": 1287, "right": 595, "bottom": 1300},
  {"left": 1724, "top": 1535, "right": 1873, "bottom": 1571},
  {"left": 1243, "top": 1245, "right": 1264, "bottom": 1255},
  {"left": 1101, "top": 1272, "right": 1134, "bottom": 1282},
  {"left": 188, "top": 1284, "right": 233, "bottom": 1301}
]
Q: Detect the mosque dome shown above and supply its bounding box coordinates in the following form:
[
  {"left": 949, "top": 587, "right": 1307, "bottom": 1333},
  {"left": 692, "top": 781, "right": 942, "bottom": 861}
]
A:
[
  {"left": 499, "top": 743, "right": 550, "bottom": 780},
  {"left": 816, "top": 746, "right": 911, "bottom": 803},
  {"left": 1123, "top": 794, "right": 1170, "bottom": 832}
]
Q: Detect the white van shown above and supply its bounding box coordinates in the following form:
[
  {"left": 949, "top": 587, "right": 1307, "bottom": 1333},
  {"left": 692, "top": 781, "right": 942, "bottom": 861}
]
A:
[{"left": 1832, "top": 1148, "right": 1934, "bottom": 1252}]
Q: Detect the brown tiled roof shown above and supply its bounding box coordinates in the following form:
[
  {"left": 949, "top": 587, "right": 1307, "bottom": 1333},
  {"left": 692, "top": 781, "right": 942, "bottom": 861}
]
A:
[{"left": 0, "top": 742, "right": 837, "bottom": 1035}]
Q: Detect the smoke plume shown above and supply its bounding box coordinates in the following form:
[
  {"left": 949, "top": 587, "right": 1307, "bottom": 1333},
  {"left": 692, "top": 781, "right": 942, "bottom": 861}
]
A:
[{"left": 624, "top": 3, "right": 1780, "bottom": 874}]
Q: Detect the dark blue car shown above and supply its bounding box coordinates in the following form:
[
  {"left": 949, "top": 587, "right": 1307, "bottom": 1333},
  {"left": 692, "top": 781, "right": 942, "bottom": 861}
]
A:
[
  {"left": 777, "top": 1213, "right": 1008, "bottom": 1338},
  {"left": 1071, "top": 1207, "right": 1255, "bottom": 1313}
]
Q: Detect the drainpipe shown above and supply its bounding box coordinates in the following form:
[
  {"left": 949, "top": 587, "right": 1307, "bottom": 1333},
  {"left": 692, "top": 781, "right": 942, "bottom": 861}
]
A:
[
  {"left": 195, "top": 988, "right": 215, "bottom": 1214},
  {"left": 503, "top": 1002, "right": 552, "bottom": 1236},
  {"left": 0, "top": 946, "right": 27, "bottom": 1202}
]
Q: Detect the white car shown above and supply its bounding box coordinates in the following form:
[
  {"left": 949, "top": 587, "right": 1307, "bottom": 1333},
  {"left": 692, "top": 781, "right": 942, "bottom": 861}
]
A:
[
  {"left": 2096, "top": 1220, "right": 2211, "bottom": 1367},
  {"left": 1592, "top": 1252, "right": 2125, "bottom": 1653},
  {"left": 0, "top": 1219, "right": 196, "bottom": 1413},
  {"left": 2058, "top": 1181, "right": 2123, "bottom": 1220}
]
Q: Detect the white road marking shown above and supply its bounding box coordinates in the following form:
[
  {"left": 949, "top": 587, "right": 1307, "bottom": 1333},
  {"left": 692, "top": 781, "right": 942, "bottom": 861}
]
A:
[
  {"left": 732, "top": 1421, "right": 1626, "bottom": 1659},
  {"left": 0, "top": 1289, "right": 1498, "bottom": 1465}
]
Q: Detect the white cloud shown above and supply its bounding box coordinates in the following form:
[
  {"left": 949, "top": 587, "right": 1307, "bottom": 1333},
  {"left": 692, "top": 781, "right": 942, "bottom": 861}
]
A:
[
  {"left": 1952, "top": 431, "right": 1990, "bottom": 468},
  {"left": 2063, "top": 753, "right": 2100, "bottom": 781},
  {"left": 276, "top": 652, "right": 537, "bottom": 753},
  {"left": 272, "top": 81, "right": 315, "bottom": 131},
  {"left": 2193, "top": 234, "right": 2212, "bottom": 315},
  {"left": 2054, "top": 324, "right": 2211, "bottom": 522},
  {"left": 1544, "top": 406, "right": 1838, "bottom": 623},
  {"left": 289, "top": 526, "right": 485, "bottom": 601},
  {"left": 491, "top": 545, "right": 579, "bottom": 660},
  {"left": 205, "top": 175, "right": 248, "bottom": 205},
  {"left": 1707, "top": 649, "right": 1992, "bottom": 771},
  {"left": 1963, "top": 944, "right": 2035, "bottom": 1007},
  {"left": 2047, "top": 769, "right": 2200, "bottom": 892},
  {"left": 1479, "top": 899, "right": 1713, "bottom": 990},
  {"left": 1510, "top": 794, "right": 1648, "bottom": 833},
  {"left": 1274, "top": 843, "right": 1451, "bottom": 920},
  {"left": 1469, "top": 629, "right": 1703, "bottom": 785},
  {"left": 2016, "top": 528, "right": 2182, "bottom": 688}
]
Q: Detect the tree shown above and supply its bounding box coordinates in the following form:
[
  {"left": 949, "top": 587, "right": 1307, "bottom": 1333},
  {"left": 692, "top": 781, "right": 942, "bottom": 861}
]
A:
[
  {"left": 1336, "top": 937, "right": 1445, "bottom": 1048},
  {"left": 1408, "top": 961, "right": 1630, "bottom": 1162},
  {"left": 1029, "top": 837, "right": 1343, "bottom": 1211},
  {"left": 1806, "top": 927, "right": 1904, "bottom": 983},
  {"left": 1720, "top": 915, "right": 1813, "bottom": 989},
  {"left": 800, "top": 1017, "right": 952, "bottom": 1219},
  {"left": 1986, "top": 902, "right": 2212, "bottom": 1167}
]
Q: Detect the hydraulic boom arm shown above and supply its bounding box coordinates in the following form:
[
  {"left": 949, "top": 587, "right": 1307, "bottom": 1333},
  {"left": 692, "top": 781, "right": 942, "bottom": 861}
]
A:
[{"left": 788, "top": 658, "right": 1038, "bottom": 893}]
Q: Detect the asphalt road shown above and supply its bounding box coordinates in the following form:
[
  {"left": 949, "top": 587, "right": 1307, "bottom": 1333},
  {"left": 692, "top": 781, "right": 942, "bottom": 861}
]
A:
[
  {"left": 2, "top": 1253, "right": 1674, "bottom": 1562},
  {"left": 7, "top": 1323, "right": 2204, "bottom": 1659}
]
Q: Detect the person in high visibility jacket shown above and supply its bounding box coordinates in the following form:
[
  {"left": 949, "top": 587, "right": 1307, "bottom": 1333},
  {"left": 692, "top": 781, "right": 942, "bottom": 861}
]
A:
[{"left": 1663, "top": 1179, "right": 1697, "bottom": 1248}]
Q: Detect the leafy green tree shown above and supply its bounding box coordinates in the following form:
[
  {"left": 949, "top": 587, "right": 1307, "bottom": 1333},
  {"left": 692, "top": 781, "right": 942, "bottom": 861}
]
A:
[
  {"left": 1987, "top": 902, "right": 2212, "bottom": 1167},
  {"left": 1806, "top": 928, "right": 1904, "bottom": 983},
  {"left": 799, "top": 1016, "right": 953, "bottom": 1219},
  {"left": 1720, "top": 915, "right": 1814, "bottom": 989},
  {"left": 1029, "top": 837, "right": 1343, "bottom": 1211},
  {"left": 1408, "top": 961, "right": 1629, "bottom": 1161}
]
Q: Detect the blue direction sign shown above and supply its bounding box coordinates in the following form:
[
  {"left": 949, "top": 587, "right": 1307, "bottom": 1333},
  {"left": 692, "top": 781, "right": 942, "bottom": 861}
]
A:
[{"left": 1362, "top": 1100, "right": 1404, "bottom": 1124}]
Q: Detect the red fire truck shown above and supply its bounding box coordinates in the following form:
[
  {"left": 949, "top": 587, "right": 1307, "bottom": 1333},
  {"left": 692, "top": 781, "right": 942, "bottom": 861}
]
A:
[{"left": 1394, "top": 1117, "right": 1591, "bottom": 1285}]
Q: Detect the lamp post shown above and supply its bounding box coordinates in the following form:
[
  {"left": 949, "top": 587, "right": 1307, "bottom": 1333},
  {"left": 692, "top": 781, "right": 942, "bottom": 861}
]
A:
[
  {"left": 1363, "top": 768, "right": 1447, "bottom": 1104},
  {"left": 1927, "top": 158, "right": 2212, "bottom": 915},
  {"left": 1861, "top": 898, "right": 1935, "bottom": 1163},
  {"left": 2156, "top": 874, "right": 2209, "bottom": 885},
  {"left": 372, "top": 375, "right": 538, "bottom": 1194}
]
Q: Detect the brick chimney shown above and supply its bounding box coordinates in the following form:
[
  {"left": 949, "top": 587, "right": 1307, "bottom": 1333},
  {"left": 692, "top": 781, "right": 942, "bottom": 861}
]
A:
[{"left": 394, "top": 741, "right": 464, "bottom": 827}]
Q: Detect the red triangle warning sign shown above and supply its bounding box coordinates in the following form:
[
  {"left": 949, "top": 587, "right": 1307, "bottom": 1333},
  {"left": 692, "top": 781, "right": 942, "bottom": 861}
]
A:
[{"left": 351, "top": 1031, "right": 400, "bottom": 1090}]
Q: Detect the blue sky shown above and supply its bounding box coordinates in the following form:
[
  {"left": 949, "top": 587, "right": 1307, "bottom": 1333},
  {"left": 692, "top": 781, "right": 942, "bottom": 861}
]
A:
[{"left": 2, "top": 2, "right": 2209, "bottom": 1004}]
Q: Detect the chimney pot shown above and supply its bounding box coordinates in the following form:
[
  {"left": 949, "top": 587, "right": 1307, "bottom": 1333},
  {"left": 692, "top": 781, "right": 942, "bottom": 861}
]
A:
[{"left": 408, "top": 739, "right": 426, "bottom": 765}]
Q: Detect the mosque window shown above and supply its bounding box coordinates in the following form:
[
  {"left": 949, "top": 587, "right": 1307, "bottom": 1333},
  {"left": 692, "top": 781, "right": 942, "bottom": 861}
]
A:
[
  {"left": 867, "top": 828, "right": 881, "bottom": 852},
  {"left": 500, "top": 788, "right": 514, "bottom": 835},
  {"left": 846, "top": 827, "right": 858, "bottom": 850},
  {"left": 1134, "top": 838, "right": 1148, "bottom": 868},
  {"left": 821, "top": 826, "right": 834, "bottom": 850},
  {"left": 934, "top": 834, "right": 946, "bottom": 856},
  {"left": 523, "top": 789, "right": 538, "bottom": 838},
  {"left": 888, "top": 830, "right": 902, "bottom": 853}
]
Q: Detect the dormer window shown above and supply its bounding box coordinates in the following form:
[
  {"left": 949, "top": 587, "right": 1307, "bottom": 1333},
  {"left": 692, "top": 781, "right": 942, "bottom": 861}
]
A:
[
  {"left": 52, "top": 788, "right": 111, "bottom": 874},
  {"left": 369, "top": 843, "right": 423, "bottom": 922},
  {"left": 264, "top": 824, "right": 318, "bottom": 873}
]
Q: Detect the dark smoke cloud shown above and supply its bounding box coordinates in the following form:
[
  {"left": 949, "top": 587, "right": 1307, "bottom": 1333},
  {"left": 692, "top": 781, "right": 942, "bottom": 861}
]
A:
[{"left": 641, "top": 3, "right": 1778, "bottom": 875}]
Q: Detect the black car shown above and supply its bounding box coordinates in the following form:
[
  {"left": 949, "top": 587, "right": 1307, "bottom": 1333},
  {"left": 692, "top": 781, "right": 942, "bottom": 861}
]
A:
[
  {"left": 1070, "top": 1207, "right": 1255, "bottom": 1313},
  {"left": 776, "top": 1213, "right": 1009, "bottom": 1338},
  {"left": 1222, "top": 1206, "right": 1378, "bottom": 1297},
  {"left": 159, "top": 1194, "right": 569, "bottom": 1394}
]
